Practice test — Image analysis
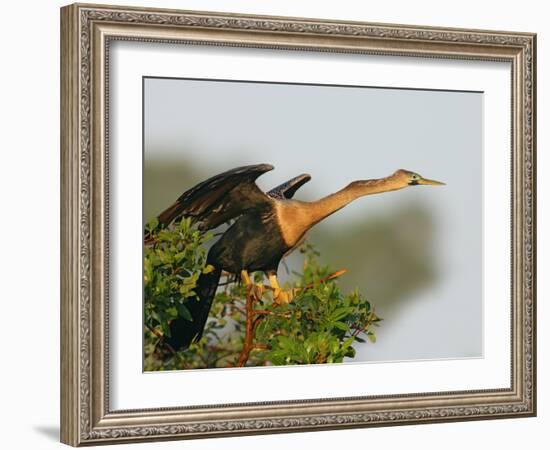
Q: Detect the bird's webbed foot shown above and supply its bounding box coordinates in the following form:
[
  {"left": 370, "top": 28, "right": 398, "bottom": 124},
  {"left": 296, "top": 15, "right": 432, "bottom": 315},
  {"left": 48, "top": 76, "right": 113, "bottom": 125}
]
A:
[
  {"left": 273, "top": 288, "right": 295, "bottom": 305},
  {"left": 241, "top": 270, "right": 264, "bottom": 298},
  {"left": 267, "top": 272, "right": 295, "bottom": 305},
  {"left": 251, "top": 283, "right": 265, "bottom": 299}
]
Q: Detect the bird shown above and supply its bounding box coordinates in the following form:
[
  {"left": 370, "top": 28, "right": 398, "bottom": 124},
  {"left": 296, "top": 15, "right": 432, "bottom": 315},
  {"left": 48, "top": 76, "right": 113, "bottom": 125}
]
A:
[{"left": 147, "top": 164, "right": 445, "bottom": 351}]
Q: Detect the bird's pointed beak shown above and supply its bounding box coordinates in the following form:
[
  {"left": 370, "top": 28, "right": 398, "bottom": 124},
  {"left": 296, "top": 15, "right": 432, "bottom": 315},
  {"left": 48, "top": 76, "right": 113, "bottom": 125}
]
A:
[{"left": 418, "top": 177, "right": 446, "bottom": 186}]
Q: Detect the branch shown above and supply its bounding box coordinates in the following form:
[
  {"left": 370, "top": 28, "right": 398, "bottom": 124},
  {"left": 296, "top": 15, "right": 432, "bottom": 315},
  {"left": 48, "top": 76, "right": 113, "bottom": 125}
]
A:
[
  {"left": 234, "top": 269, "right": 347, "bottom": 367},
  {"left": 234, "top": 285, "right": 281, "bottom": 367},
  {"left": 252, "top": 343, "right": 270, "bottom": 351},
  {"left": 299, "top": 269, "right": 347, "bottom": 291},
  {"left": 145, "top": 323, "right": 177, "bottom": 356},
  {"left": 236, "top": 287, "right": 258, "bottom": 367},
  {"left": 252, "top": 309, "right": 291, "bottom": 318},
  {"left": 238, "top": 268, "right": 348, "bottom": 295},
  {"left": 144, "top": 236, "right": 158, "bottom": 247}
]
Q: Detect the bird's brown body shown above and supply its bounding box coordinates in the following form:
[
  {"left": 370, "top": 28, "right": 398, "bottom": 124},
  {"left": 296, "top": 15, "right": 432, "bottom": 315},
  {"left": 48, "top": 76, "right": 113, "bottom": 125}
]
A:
[{"left": 148, "top": 164, "right": 444, "bottom": 350}]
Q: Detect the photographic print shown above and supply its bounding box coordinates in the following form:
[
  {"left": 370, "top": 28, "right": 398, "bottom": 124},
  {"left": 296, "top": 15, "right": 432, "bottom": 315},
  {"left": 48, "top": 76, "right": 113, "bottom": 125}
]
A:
[
  {"left": 143, "top": 77, "right": 480, "bottom": 371},
  {"left": 61, "top": 4, "right": 535, "bottom": 444}
]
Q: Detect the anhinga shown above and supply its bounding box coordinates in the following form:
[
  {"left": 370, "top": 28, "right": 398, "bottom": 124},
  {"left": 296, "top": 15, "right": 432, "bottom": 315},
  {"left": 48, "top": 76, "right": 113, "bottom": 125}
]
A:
[{"left": 149, "top": 164, "right": 444, "bottom": 350}]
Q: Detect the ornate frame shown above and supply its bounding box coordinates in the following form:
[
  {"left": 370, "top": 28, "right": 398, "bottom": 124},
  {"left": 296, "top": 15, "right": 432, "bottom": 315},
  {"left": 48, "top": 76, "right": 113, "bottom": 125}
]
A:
[{"left": 60, "top": 3, "right": 536, "bottom": 446}]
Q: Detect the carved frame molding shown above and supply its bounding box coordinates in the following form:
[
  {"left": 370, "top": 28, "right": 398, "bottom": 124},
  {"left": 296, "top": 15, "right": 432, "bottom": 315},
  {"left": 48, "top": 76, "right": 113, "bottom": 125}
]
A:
[{"left": 60, "top": 3, "right": 536, "bottom": 446}]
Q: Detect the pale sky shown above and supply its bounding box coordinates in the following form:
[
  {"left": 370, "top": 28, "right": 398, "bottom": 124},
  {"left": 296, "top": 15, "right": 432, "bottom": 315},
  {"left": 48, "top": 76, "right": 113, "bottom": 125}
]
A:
[{"left": 144, "top": 76, "right": 483, "bottom": 362}]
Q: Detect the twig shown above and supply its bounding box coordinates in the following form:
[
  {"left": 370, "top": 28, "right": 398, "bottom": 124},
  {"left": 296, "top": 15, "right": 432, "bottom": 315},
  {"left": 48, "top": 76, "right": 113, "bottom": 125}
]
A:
[
  {"left": 232, "top": 267, "right": 353, "bottom": 366},
  {"left": 236, "top": 287, "right": 258, "bottom": 367},
  {"left": 228, "top": 304, "right": 247, "bottom": 315},
  {"left": 351, "top": 327, "right": 363, "bottom": 338},
  {"left": 232, "top": 268, "right": 347, "bottom": 367},
  {"left": 299, "top": 269, "right": 348, "bottom": 291},
  {"left": 252, "top": 343, "right": 270, "bottom": 351},
  {"left": 145, "top": 323, "right": 177, "bottom": 356},
  {"left": 233, "top": 268, "right": 348, "bottom": 294},
  {"left": 144, "top": 236, "right": 159, "bottom": 247},
  {"left": 252, "top": 309, "right": 291, "bottom": 318}
]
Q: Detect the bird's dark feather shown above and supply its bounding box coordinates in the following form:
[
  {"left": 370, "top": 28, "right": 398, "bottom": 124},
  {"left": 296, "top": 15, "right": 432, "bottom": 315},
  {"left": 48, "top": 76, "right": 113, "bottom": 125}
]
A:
[
  {"left": 149, "top": 165, "right": 314, "bottom": 351},
  {"left": 166, "top": 263, "right": 222, "bottom": 351},
  {"left": 156, "top": 163, "right": 274, "bottom": 230},
  {"left": 267, "top": 173, "right": 311, "bottom": 200}
]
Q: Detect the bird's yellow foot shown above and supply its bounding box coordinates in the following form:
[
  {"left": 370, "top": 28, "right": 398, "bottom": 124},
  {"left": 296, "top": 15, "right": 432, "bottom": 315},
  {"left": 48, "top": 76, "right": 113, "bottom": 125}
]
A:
[
  {"left": 273, "top": 287, "right": 295, "bottom": 305},
  {"left": 268, "top": 272, "right": 295, "bottom": 305},
  {"left": 241, "top": 270, "right": 264, "bottom": 299},
  {"left": 251, "top": 283, "right": 264, "bottom": 299},
  {"left": 241, "top": 269, "right": 252, "bottom": 286}
]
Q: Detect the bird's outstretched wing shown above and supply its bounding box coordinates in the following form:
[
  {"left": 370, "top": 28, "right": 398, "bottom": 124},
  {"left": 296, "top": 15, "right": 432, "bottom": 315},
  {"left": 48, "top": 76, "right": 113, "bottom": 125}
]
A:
[
  {"left": 267, "top": 173, "right": 311, "bottom": 200},
  {"left": 155, "top": 163, "right": 274, "bottom": 231}
]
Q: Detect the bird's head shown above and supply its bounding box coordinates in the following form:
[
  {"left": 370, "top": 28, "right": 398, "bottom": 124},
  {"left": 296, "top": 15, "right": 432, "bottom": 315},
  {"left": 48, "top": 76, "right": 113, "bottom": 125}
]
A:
[{"left": 393, "top": 169, "right": 446, "bottom": 187}]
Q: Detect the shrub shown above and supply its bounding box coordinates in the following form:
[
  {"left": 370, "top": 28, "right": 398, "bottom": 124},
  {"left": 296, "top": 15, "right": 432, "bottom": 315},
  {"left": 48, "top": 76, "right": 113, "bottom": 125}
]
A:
[{"left": 144, "top": 218, "right": 381, "bottom": 370}]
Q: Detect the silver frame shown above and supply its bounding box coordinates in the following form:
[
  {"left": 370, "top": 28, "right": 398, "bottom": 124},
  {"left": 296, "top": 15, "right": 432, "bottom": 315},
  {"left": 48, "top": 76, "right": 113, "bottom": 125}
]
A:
[{"left": 60, "top": 3, "right": 536, "bottom": 446}]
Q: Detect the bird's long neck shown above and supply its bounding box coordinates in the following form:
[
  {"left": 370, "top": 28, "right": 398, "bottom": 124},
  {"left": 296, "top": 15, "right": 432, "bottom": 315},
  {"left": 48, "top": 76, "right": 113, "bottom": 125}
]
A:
[
  {"left": 275, "top": 174, "right": 407, "bottom": 249},
  {"left": 305, "top": 176, "right": 405, "bottom": 226}
]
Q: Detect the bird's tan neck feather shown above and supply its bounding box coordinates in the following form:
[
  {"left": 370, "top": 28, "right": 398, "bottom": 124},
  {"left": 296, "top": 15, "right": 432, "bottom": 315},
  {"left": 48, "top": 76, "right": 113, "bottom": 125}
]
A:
[{"left": 275, "top": 177, "right": 406, "bottom": 248}]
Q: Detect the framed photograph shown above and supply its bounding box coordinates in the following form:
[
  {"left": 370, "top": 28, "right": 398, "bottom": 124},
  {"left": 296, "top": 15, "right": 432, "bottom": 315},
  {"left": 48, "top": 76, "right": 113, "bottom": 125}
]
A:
[{"left": 60, "top": 3, "right": 536, "bottom": 446}]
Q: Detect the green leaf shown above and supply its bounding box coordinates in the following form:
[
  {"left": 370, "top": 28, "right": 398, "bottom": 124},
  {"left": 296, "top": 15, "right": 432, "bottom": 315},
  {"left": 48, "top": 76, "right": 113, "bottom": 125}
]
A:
[
  {"left": 143, "top": 222, "right": 383, "bottom": 371},
  {"left": 341, "top": 337, "right": 355, "bottom": 351},
  {"left": 330, "top": 306, "right": 354, "bottom": 321},
  {"left": 177, "top": 303, "right": 193, "bottom": 322},
  {"left": 332, "top": 321, "right": 349, "bottom": 331},
  {"left": 202, "top": 264, "right": 215, "bottom": 274}
]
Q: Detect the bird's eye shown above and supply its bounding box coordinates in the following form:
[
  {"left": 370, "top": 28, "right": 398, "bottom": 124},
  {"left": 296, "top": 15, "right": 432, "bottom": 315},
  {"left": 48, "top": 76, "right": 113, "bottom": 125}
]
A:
[{"left": 412, "top": 174, "right": 419, "bottom": 180}]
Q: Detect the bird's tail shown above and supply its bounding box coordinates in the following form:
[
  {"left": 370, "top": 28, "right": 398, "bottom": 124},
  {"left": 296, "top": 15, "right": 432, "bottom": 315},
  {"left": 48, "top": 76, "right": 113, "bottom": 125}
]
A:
[{"left": 165, "top": 264, "right": 222, "bottom": 351}]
